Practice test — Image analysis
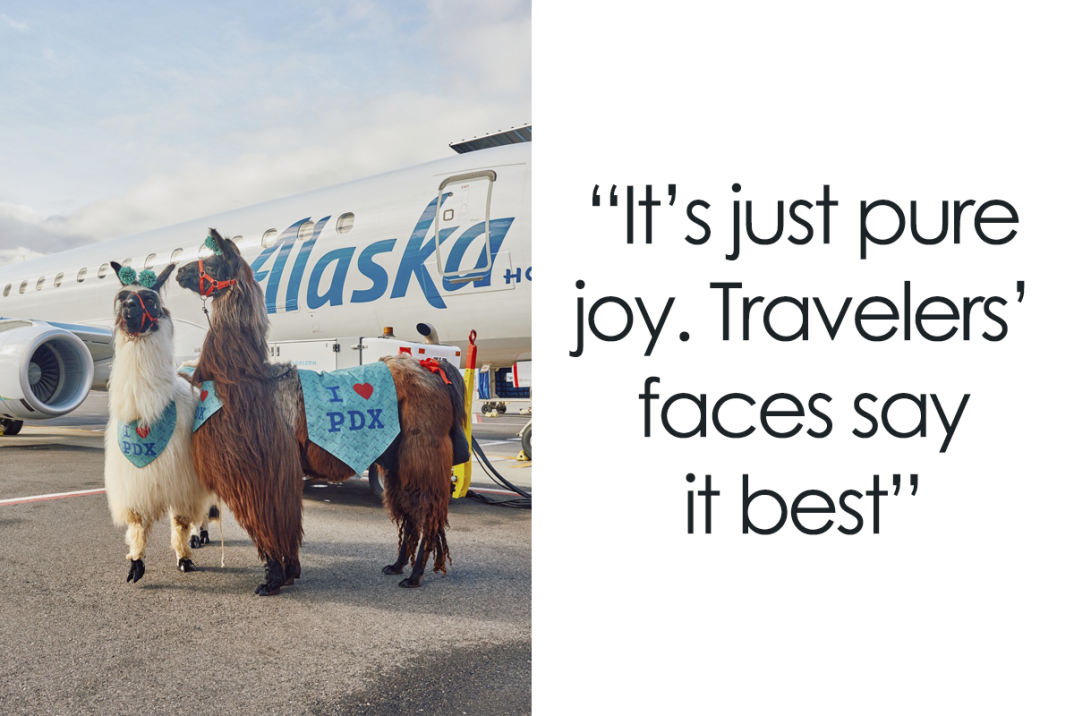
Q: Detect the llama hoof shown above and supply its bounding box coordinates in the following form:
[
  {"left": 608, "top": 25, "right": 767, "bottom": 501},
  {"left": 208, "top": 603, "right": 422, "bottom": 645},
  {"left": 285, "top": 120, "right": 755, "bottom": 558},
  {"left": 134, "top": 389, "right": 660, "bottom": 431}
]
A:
[
  {"left": 127, "top": 559, "right": 145, "bottom": 584},
  {"left": 398, "top": 577, "right": 421, "bottom": 588},
  {"left": 199, "top": 529, "right": 210, "bottom": 545},
  {"left": 383, "top": 565, "right": 404, "bottom": 575},
  {"left": 189, "top": 535, "right": 202, "bottom": 550},
  {"left": 256, "top": 560, "right": 286, "bottom": 595},
  {"left": 178, "top": 558, "right": 197, "bottom": 572}
]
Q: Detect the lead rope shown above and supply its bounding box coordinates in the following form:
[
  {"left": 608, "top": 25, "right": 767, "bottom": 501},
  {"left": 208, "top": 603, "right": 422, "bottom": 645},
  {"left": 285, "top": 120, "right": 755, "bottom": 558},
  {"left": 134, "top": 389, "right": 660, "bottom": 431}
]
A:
[
  {"left": 200, "top": 295, "right": 222, "bottom": 567},
  {"left": 218, "top": 507, "right": 225, "bottom": 567}
]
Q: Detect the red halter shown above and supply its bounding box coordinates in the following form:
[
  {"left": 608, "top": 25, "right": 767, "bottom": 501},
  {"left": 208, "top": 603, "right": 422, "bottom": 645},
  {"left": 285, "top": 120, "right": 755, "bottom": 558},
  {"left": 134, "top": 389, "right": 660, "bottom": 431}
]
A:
[
  {"left": 131, "top": 291, "right": 159, "bottom": 333},
  {"left": 198, "top": 260, "right": 237, "bottom": 297}
]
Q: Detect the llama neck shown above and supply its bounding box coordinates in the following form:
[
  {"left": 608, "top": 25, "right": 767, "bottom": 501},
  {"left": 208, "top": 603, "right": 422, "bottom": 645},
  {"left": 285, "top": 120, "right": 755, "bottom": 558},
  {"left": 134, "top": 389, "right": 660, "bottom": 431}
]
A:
[
  {"left": 195, "top": 281, "right": 270, "bottom": 385},
  {"left": 109, "top": 321, "right": 178, "bottom": 425}
]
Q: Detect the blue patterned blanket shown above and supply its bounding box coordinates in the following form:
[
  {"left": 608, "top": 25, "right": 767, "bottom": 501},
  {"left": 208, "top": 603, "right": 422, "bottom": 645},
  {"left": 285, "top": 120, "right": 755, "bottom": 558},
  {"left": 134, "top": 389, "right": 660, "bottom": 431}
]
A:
[
  {"left": 297, "top": 363, "right": 400, "bottom": 475},
  {"left": 118, "top": 401, "right": 176, "bottom": 468},
  {"left": 180, "top": 363, "right": 400, "bottom": 476}
]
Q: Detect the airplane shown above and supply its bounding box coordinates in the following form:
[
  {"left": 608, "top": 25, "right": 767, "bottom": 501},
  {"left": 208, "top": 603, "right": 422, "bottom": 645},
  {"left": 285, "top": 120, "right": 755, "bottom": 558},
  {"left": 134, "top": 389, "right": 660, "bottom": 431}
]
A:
[{"left": 0, "top": 127, "right": 532, "bottom": 445}]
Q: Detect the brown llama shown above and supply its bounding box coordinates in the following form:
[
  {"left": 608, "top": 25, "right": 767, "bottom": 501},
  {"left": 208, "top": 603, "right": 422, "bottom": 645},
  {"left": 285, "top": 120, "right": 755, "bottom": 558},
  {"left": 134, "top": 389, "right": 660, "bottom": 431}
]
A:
[{"left": 175, "top": 230, "right": 465, "bottom": 596}]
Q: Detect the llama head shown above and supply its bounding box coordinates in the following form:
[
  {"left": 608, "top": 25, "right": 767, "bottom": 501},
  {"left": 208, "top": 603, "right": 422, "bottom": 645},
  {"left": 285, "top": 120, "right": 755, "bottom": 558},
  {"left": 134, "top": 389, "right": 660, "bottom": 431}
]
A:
[
  {"left": 111, "top": 262, "right": 175, "bottom": 337},
  {"left": 176, "top": 228, "right": 246, "bottom": 299}
]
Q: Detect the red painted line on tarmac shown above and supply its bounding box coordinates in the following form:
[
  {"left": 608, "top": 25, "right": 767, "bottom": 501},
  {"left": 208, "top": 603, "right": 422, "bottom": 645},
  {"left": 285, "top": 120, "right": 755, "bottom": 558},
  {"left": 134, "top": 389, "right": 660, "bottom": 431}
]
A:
[{"left": 0, "top": 488, "right": 106, "bottom": 506}]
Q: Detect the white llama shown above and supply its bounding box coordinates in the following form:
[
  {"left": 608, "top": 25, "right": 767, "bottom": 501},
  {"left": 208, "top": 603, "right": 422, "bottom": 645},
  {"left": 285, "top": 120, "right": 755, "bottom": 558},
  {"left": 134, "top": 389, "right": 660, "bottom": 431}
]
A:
[{"left": 103, "top": 262, "right": 215, "bottom": 583}]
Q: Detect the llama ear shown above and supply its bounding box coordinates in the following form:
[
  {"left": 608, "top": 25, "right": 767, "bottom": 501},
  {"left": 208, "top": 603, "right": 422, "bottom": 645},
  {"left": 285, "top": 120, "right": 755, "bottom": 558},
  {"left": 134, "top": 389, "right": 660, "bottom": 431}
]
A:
[
  {"left": 220, "top": 237, "right": 241, "bottom": 260},
  {"left": 207, "top": 227, "right": 240, "bottom": 260},
  {"left": 111, "top": 262, "right": 137, "bottom": 285},
  {"left": 153, "top": 263, "right": 176, "bottom": 292}
]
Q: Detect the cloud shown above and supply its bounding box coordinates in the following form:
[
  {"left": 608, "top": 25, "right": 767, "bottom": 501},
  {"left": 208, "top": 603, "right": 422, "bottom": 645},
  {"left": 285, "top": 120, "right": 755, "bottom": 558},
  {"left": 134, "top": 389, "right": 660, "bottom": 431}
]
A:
[
  {"left": 0, "top": 14, "right": 28, "bottom": 32},
  {"left": 0, "top": 1, "right": 530, "bottom": 264},
  {"left": 0, "top": 247, "right": 44, "bottom": 266},
  {"left": 59, "top": 91, "right": 523, "bottom": 237},
  {"left": 0, "top": 203, "right": 92, "bottom": 265}
]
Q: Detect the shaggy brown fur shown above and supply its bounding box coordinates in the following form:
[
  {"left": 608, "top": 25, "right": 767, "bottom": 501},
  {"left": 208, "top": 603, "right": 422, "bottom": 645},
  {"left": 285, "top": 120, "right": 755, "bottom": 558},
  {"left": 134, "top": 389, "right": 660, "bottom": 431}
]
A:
[{"left": 177, "top": 229, "right": 464, "bottom": 594}]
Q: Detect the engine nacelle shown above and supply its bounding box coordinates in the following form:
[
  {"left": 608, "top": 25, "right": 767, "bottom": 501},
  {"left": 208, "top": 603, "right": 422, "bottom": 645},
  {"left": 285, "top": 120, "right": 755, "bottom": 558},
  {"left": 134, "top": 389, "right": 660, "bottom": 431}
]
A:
[{"left": 0, "top": 320, "right": 95, "bottom": 420}]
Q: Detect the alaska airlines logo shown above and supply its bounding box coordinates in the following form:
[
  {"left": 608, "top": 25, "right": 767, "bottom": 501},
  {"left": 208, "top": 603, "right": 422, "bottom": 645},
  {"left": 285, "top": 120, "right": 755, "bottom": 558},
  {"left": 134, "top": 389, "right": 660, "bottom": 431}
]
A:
[{"left": 250, "top": 193, "right": 519, "bottom": 313}]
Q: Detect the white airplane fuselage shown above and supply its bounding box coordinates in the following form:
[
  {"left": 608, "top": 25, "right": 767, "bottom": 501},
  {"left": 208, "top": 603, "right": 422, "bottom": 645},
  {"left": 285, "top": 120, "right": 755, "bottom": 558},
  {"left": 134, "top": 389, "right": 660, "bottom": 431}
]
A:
[{"left": 0, "top": 143, "right": 531, "bottom": 379}]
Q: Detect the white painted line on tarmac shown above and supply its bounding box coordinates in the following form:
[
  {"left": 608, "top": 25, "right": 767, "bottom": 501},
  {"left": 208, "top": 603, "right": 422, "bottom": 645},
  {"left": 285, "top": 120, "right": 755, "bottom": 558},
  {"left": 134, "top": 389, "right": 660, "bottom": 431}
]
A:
[
  {"left": 1, "top": 484, "right": 524, "bottom": 506},
  {"left": 0, "top": 488, "right": 106, "bottom": 506}
]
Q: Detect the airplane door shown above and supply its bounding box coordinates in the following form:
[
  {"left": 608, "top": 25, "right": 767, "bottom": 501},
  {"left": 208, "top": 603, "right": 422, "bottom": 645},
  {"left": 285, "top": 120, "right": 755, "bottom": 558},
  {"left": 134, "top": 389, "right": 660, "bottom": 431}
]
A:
[{"left": 433, "top": 170, "right": 497, "bottom": 284}]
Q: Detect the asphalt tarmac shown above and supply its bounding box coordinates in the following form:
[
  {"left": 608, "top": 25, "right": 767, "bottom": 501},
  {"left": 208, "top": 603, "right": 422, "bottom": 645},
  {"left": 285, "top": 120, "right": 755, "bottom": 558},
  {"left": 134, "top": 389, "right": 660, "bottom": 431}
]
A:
[{"left": 0, "top": 398, "right": 532, "bottom": 716}]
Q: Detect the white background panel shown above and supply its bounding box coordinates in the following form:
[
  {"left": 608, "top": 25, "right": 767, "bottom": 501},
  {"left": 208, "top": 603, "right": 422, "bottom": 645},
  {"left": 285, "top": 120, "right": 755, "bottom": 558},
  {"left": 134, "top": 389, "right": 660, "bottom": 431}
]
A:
[{"left": 534, "top": 2, "right": 1071, "bottom": 713}]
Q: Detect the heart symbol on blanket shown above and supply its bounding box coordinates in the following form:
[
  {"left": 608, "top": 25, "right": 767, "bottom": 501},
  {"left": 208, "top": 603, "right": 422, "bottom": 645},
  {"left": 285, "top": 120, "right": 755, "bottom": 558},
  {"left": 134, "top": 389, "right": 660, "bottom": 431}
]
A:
[
  {"left": 136, "top": 426, "right": 151, "bottom": 439},
  {"left": 200, "top": 390, "right": 208, "bottom": 402},
  {"left": 353, "top": 383, "right": 374, "bottom": 399}
]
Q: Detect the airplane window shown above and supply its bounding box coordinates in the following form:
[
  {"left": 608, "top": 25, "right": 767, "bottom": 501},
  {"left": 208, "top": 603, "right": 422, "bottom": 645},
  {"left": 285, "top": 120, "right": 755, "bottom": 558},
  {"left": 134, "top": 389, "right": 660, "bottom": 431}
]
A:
[
  {"left": 232, "top": 235, "right": 243, "bottom": 243},
  {"left": 298, "top": 221, "right": 314, "bottom": 242},
  {"left": 98, "top": 264, "right": 109, "bottom": 279},
  {"left": 54, "top": 273, "right": 64, "bottom": 288},
  {"left": 19, "top": 280, "right": 28, "bottom": 294},
  {"left": 337, "top": 213, "right": 354, "bottom": 233},
  {"left": 262, "top": 229, "right": 278, "bottom": 248},
  {"left": 198, "top": 243, "right": 213, "bottom": 259},
  {"left": 170, "top": 248, "right": 183, "bottom": 264},
  {"left": 36, "top": 277, "right": 45, "bottom": 291},
  {"left": 2, "top": 284, "right": 9, "bottom": 297},
  {"left": 121, "top": 258, "right": 132, "bottom": 267},
  {"left": 144, "top": 253, "right": 157, "bottom": 270},
  {"left": 77, "top": 267, "right": 88, "bottom": 283}
]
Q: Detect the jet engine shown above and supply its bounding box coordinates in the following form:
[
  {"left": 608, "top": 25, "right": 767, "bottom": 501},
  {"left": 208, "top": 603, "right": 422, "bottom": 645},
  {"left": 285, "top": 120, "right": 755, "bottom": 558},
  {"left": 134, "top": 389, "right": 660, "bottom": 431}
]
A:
[{"left": 0, "top": 320, "right": 96, "bottom": 420}]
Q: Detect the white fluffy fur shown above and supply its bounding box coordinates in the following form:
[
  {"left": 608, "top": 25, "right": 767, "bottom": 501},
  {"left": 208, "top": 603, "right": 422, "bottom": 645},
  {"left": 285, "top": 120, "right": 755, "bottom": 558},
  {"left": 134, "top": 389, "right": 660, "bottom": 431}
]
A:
[{"left": 104, "top": 310, "right": 213, "bottom": 565}]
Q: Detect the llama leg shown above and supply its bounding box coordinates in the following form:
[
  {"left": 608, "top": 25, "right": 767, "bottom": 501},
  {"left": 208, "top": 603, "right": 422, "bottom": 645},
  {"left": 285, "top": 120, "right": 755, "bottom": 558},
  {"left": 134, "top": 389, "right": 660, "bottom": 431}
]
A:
[
  {"left": 124, "top": 513, "right": 149, "bottom": 584},
  {"left": 430, "top": 525, "right": 451, "bottom": 576},
  {"left": 256, "top": 558, "right": 287, "bottom": 597},
  {"left": 401, "top": 508, "right": 449, "bottom": 588},
  {"left": 191, "top": 504, "right": 219, "bottom": 548},
  {"left": 170, "top": 513, "right": 198, "bottom": 572},
  {"left": 284, "top": 556, "right": 301, "bottom": 585},
  {"left": 247, "top": 482, "right": 302, "bottom": 596},
  {"left": 399, "top": 533, "right": 428, "bottom": 588},
  {"left": 203, "top": 504, "right": 219, "bottom": 545},
  {"left": 383, "top": 518, "right": 416, "bottom": 575}
]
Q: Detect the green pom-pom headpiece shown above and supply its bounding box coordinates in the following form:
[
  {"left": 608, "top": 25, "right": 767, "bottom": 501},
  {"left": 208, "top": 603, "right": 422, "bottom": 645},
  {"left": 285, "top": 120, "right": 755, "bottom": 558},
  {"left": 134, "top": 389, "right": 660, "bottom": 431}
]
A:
[
  {"left": 118, "top": 266, "right": 138, "bottom": 285},
  {"left": 204, "top": 235, "right": 223, "bottom": 255},
  {"left": 138, "top": 269, "right": 157, "bottom": 287}
]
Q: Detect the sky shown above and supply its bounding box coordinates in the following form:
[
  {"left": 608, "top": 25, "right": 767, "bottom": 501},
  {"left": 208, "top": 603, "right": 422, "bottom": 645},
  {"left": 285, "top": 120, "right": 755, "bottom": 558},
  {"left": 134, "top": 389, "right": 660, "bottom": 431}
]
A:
[{"left": 0, "top": 1, "right": 531, "bottom": 265}]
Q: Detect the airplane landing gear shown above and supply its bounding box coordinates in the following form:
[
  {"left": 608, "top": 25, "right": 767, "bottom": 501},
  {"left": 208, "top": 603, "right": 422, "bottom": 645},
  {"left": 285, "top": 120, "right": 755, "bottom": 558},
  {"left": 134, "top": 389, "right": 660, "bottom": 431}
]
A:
[{"left": 1, "top": 418, "right": 23, "bottom": 436}]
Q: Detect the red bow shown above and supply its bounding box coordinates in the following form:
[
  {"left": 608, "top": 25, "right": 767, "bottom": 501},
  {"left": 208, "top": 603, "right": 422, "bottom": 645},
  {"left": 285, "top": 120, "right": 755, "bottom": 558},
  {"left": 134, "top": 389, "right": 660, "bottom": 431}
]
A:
[{"left": 420, "top": 358, "right": 451, "bottom": 384}]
